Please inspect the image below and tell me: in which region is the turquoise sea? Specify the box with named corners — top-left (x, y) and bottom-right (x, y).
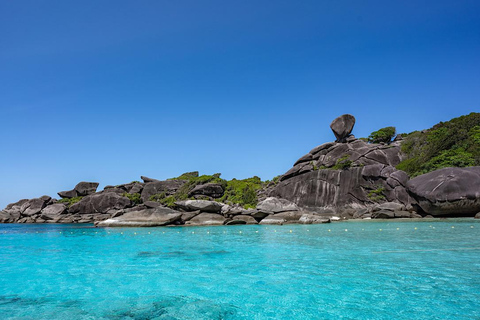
top-left (1, 219), bottom-right (480, 319)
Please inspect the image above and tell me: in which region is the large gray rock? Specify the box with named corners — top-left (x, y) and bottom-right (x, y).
top-left (372, 210), bottom-right (395, 219)
top-left (175, 200), bottom-right (222, 213)
top-left (407, 167), bottom-right (480, 216)
top-left (75, 182), bottom-right (100, 196)
top-left (274, 211), bottom-right (305, 222)
top-left (188, 183), bottom-right (225, 198)
top-left (373, 202), bottom-right (405, 212)
top-left (57, 189), bottom-right (77, 199)
top-left (41, 203), bottom-right (68, 216)
top-left (20, 197), bottom-right (49, 216)
top-left (330, 114), bottom-right (355, 142)
top-left (58, 181), bottom-right (99, 199)
top-left (97, 207), bottom-right (182, 227)
top-left (271, 127), bottom-right (413, 213)
top-left (3, 199), bottom-right (29, 216)
top-left (69, 192), bottom-right (132, 214)
top-left (141, 176), bottom-right (160, 183)
top-left (259, 215), bottom-right (286, 225)
top-left (141, 180), bottom-right (186, 202)
top-left (185, 213), bottom-right (226, 226)
top-left (0, 211), bottom-right (12, 223)
top-left (257, 197), bottom-right (299, 213)
top-left (229, 214), bottom-right (258, 224)
top-left (299, 214), bottom-right (331, 224)
top-left (105, 182), bottom-right (144, 194)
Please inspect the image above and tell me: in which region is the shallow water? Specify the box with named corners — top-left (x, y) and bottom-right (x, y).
top-left (1, 219), bottom-right (480, 319)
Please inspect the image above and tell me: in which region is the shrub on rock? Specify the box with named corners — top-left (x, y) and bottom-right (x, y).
top-left (368, 127), bottom-right (396, 144)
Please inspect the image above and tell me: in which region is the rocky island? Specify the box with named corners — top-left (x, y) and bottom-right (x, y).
top-left (2, 113), bottom-right (480, 226)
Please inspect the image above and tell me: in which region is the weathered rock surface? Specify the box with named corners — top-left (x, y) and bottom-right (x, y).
top-left (0, 211), bottom-right (13, 223)
top-left (57, 190), bottom-right (77, 199)
top-left (20, 198), bottom-right (48, 216)
top-left (229, 214), bottom-right (257, 224)
top-left (141, 180), bottom-right (185, 202)
top-left (298, 214), bottom-right (331, 224)
top-left (407, 167), bottom-right (480, 216)
top-left (180, 211), bottom-right (201, 223)
top-left (271, 122), bottom-right (416, 217)
top-left (330, 114), bottom-right (355, 142)
top-left (175, 200), bottom-right (222, 213)
top-left (188, 183), bottom-right (224, 198)
top-left (41, 203), bottom-right (68, 216)
top-left (185, 213), bottom-right (226, 226)
top-left (272, 166), bottom-right (412, 212)
top-left (75, 182), bottom-right (100, 196)
top-left (105, 182), bottom-right (144, 194)
top-left (69, 192), bottom-right (132, 214)
top-left (259, 215), bottom-right (286, 225)
top-left (97, 207), bottom-right (182, 227)
top-left (141, 176), bottom-right (159, 183)
top-left (256, 197), bottom-right (299, 213)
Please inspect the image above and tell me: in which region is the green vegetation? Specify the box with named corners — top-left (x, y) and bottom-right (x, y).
top-left (367, 187), bottom-right (385, 202)
top-left (397, 113), bottom-right (480, 177)
top-left (149, 172), bottom-right (264, 208)
top-left (150, 173), bottom-right (225, 207)
top-left (168, 171), bottom-right (199, 180)
top-left (123, 193), bottom-right (142, 205)
top-left (219, 176), bottom-right (264, 209)
top-left (149, 192), bottom-right (177, 207)
top-left (57, 196), bottom-right (84, 207)
top-left (272, 175), bottom-right (281, 185)
top-left (332, 155), bottom-right (352, 170)
top-left (368, 126), bottom-right (396, 144)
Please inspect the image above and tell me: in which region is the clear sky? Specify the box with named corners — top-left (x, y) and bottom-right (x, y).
top-left (1, 0), bottom-right (479, 208)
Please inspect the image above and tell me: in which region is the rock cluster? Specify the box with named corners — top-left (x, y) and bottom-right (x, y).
top-left (2, 113), bottom-right (480, 226)
top-left (97, 197), bottom-right (331, 227)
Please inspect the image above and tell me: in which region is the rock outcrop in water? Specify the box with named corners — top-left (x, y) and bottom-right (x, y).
top-left (407, 167), bottom-right (480, 216)
top-left (2, 113), bottom-right (480, 226)
top-left (269, 114), bottom-right (416, 219)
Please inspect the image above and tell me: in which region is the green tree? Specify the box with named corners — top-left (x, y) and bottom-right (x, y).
top-left (368, 127), bottom-right (396, 144)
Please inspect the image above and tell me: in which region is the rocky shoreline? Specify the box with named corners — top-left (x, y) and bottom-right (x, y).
top-left (2, 114), bottom-right (480, 227)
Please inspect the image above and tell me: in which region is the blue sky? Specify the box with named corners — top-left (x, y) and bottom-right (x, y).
top-left (1, 0), bottom-right (479, 208)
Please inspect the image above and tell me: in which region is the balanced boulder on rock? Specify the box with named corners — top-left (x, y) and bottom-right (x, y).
top-left (330, 114), bottom-right (355, 142)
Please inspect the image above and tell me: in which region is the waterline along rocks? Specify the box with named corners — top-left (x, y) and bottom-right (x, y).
top-left (2, 113), bottom-right (480, 226)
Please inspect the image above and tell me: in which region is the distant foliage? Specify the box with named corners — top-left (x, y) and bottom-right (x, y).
top-left (218, 176), bottom-right (264, 209)
top-left (397, 112), bottom-right (480, 177)
top-left (150, 172), bottom-right (264, 209)
top-left (368, 126), bottom-right (396, 144)
top-left (367, 187), bottom-right (385, 202)
top-left (57, 196), bottom-right (84, 207)
top-left (169, 171), bottom-right (199, 180)
top-left (123, 193), bottom-right (142, 205)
